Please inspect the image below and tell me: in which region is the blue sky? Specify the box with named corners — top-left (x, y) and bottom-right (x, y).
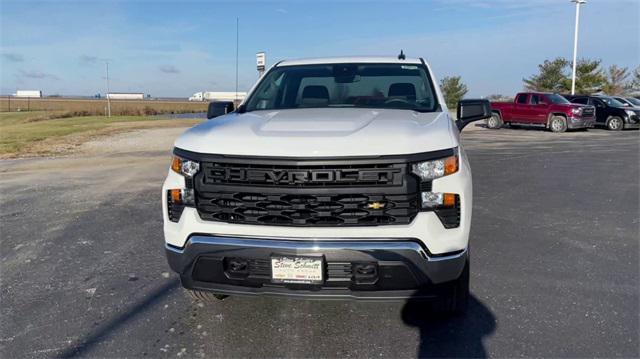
top-left (1, 0), bottom-right (638, 97)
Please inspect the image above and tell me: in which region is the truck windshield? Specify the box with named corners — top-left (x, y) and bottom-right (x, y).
top-left (546, 94), bottom-right (571, 104)
top-left (244, 63), bottom-right (438, 112)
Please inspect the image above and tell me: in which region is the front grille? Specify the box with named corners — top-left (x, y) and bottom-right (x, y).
top-left (196, 191), bottom-right (419, 226)
top-left (174, 149), bottom-right (460, 228)
top-left (192, 156), bottom-right (422, 227)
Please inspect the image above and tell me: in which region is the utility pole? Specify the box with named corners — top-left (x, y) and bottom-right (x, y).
top-left (570, 0), bottom-right (586, 95)
top-left (105, 60), bottom-right (112, 117)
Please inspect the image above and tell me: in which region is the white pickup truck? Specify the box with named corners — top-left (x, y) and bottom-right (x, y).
top-left (163, 56), bottom-right (491, 314)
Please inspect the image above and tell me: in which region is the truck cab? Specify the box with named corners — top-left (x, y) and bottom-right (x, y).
top-left (489, 92), bottom-right (595, 132)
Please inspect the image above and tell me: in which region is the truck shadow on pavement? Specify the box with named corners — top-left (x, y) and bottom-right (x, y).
top-left (402, 295), bottom-right (496, 358)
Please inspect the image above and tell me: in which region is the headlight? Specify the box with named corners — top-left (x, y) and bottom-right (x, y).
top-left (625, 110), bottom-right (636, 117)
top-left (412, 154), bottom-right (458, 181)
top-left (571, 107), bottom-right (582, 115)
top-left (171, 155), bottom-right (200, 177)
top-left (420, 192), bottom-right (456, 208)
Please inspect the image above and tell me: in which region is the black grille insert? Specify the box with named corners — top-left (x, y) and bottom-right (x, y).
top-left (196, 191), bottom-right (419, 226)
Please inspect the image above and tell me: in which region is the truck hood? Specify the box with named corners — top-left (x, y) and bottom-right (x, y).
top-left (174, 108), bottom-right (457, 157)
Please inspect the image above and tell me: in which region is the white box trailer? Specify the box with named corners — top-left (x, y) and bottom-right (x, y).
top-left (107, 92), bottom-right (145, 100)
top-left (15, 90), bottom-right (42, 98)
top-left (189, 91), bottom-right (246, 102)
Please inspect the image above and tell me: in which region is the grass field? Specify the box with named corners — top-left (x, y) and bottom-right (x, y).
top-left (0, 96), bottom-right (207, 116)
top-left (0, 111), bottom-right (201, 158)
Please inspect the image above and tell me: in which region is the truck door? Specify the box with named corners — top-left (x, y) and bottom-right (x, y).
top-left (512, 93), bottom-right (529, 123)
top-left (529, 94), bottom-right (549, 124)
top-left (589, 98), bottom-right (607, 125)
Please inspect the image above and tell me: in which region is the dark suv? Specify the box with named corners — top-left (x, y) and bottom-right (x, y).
top-left (564, 95), bottom-right (640, 130)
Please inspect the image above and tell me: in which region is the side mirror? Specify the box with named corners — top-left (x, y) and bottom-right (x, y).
top-left (207, 101), bottom-right (235, 119)
top-left (456, 99), bottom-right (492, 131)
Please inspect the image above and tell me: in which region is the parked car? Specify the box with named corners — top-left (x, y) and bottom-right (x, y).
top-left (612, 96), bottom-right (636, 107)
top-left (163, 56), bottom-right (493, 314)
top-left (489, 92), bottom-right (595, 132)
top-left (623, 97), bottom-right (640, 107)
top-left (612, 96), bottom-right (640, 109)
top-left (564, 95), bottom-right (640, 130)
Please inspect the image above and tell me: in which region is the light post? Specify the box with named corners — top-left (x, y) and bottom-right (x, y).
top-left (570, 0), bottom-right (586, 95)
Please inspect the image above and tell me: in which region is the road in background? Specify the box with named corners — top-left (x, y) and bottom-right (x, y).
top-left (0, 125), bottom-right (638, 358)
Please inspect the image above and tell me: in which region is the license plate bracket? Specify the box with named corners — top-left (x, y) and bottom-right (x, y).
top-left (271, 255), bottom-right (324, 284)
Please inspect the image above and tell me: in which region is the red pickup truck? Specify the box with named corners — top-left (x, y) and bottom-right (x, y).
top-left (489, 92), bottom-right (595, 132)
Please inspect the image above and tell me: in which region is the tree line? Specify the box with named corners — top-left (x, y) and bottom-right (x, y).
top-left (440, 58), bottom-right (640, 107)
top-left (523, 58), bottom-right (639, 95)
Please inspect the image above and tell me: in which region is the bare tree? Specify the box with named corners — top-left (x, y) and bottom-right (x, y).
top-left (628, 66), bottom-right (640, 94)
top-left (602, 65), bottom-right (630, 95)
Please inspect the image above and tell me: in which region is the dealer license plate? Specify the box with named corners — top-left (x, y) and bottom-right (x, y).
top-left (271, 256), bottom-right (323, 284)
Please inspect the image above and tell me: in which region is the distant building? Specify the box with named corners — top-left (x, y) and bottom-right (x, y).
top-left (107, 92), bottom-right (145, 100)
top-left (15, 90), bottom-right (42, 98)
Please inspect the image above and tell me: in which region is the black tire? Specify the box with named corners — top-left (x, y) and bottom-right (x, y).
top-left (486, 113), bottom-right (503, 129)
top-left (549, 115), bottom-right (567, 133)
top-left (435, 260), bottom-right (469, 315)
top-left (606, 116), bottom-right (624, 131)
top-left (187, 289), bottom-right (228, 302)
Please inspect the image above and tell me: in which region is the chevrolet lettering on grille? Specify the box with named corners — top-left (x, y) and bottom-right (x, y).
top-left (206, 168), bottom-right (402, 185)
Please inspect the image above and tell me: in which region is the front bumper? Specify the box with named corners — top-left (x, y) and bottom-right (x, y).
top-left (568, 116), bottom-right (595, 129)
top-left (166, 235), bottom-right (468, 300)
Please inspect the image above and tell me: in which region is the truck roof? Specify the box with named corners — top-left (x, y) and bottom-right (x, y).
top-left (277, 56), bottom-right (423, 67)
top-left (517, 91), bottom-right (556, 95)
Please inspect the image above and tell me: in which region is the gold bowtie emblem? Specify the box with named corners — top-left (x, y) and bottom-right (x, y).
top-left (367, 202), bottom-right (386, 210)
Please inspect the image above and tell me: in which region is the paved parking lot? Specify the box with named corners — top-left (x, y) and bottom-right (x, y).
top-left (1, 126), bottom-right (638, 358)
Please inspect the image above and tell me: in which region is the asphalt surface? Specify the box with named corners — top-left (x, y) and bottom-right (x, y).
top-left (1, 125), bottom-right (638, 358)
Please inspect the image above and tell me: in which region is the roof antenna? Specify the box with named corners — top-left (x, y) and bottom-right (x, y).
top-left (398, 50), bottom-right (406, 60)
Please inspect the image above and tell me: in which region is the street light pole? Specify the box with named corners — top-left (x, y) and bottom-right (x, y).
top-left (105, 61), bottom-right (112, 117)
top-left (570, 0), bottom-right (586, 95)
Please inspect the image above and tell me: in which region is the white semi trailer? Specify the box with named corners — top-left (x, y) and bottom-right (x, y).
top-left (188, 92), bottom-right (246, 102)
top-left (107, 93), bottom-right (145, 100)
top-left (15, 90), bottom-right (42, 98)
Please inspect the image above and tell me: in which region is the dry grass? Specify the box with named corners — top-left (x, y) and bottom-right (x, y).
top-left (0, 111), bottom-right (201, 158)
top-left (0, 96), bottom-right (207, 116)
